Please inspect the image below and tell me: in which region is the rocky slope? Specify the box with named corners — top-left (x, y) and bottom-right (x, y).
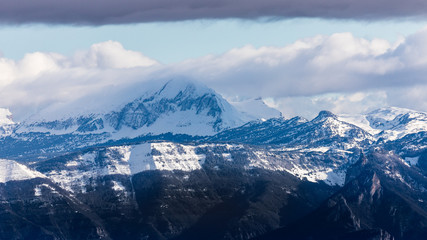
top-left (0, 142), bottom-right (338, 239)
top-left (262, 150), bottom-right (427, 239)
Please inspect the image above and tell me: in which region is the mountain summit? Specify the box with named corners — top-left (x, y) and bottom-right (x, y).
top-left (17, 79), bottom-right (256, 138)
top-left (0, 79), bottom-right (280, 158)
top-left (339, 107), bottom-right (427, 141)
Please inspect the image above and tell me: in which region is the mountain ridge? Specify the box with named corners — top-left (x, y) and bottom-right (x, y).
top-left (0, 79), bottom-right (426, 239)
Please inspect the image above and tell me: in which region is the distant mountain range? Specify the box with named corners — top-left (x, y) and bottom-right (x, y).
top-left (0, 79), bottom-right (426, 239)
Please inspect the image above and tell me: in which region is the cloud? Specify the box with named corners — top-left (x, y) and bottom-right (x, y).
top-left (2, 29), bottom-right (427, 120)
top-left (173, 29), bottom-right (427, 116)
top-left (1, 0), bottom-right (427, 25)
top-left (267, 91), bottom-right (389, 119)
top-left (173, 32), bottom-right (406, 97)
top-left (0, 41), bottom-right (158, 119)
top-left (73, 41), bottom-right (158, 68)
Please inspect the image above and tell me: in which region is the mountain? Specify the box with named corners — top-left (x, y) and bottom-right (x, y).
top-left (210, 110), bottom-right (375, 150)
top-left (0, 78), bottom-right (427, 239)
top-left (0, 159), bottom-right (45, 183)
top-left (0, 142), bottom-right (338, 239)
top-left (17, 79), bottom-right (250, 137)
top-left (1, 79), bottom-right (271, 160)
top-left (30, 141), bottom-right (358, 191)
top-left (261, 150), bottom-right (427, 240)
top-left (339, 107), bottom-right (427, 141)
top-left (0, 136), bottom-right (424, 239)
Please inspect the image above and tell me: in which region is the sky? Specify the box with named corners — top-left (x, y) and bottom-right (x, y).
top-left (1, 0), bottom-right (427, 120)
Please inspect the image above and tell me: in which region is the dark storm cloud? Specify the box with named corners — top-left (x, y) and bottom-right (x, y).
top-left (1, 0), bottom-right (427, 25)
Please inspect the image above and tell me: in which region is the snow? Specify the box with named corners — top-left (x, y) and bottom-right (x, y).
top-left (284, 164), bottom-right (345, 186)
top-left (338, 114), bottom-right (381, 135)
top-left (152, 78), bottom-right (214, 100)
top-left (111, 180), bottom-right (126, 192)
top-left (129, 142), bottom-right (206, 172)
top-left (20, 78), bottom-right (167, 123)
top-left (31, 141), bottom-right (356, 194)
top-left (109, 110), bottom-right (221, 138)
top-left (128, 143), bottom-right (156, 172)
top-left (320, 117), bottom-right (355, 138)
top-left (0, 159), bottom-right (45, 183)
top-left (222, 153), bottom-right (233, 162)
top-left (340, 107), bottom-right (427, 141)
top-left (0, 108), bottom-right (16, 137)
top-left (34, 185), bottom-right (42, 196)
top-left (405, 156), bottom-right (419, 166)
top-left (369, 107), bottom-right (413, 121)
top-left (104, 146), bottom-right (132, 175)
top-left (0, 108), bottom-right (14, 125)
top-left (230, 97), bottom-right (282, 121)
top-left (65, 161), bottom-right (79, 167)
top-left (46, 152), bottom-right (105, 192)
top-left (245, 147), bottom-right (348, 186)
top-left (44, 142), bottom-right (206, 193)
top-left (301, 147), bottom-right (330, 153)
top-left (324, 171), bottom-right (347, 186)
top-left (17, 78), bottom-right (253, 139)
top-left (34, 183), bottom-right (58, 196)
top-left (128, 142), bottom-right (207, 173)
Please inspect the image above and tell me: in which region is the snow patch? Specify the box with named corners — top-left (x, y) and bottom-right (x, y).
top-left (405, 156), bottom-right (419, 166)
top-left (111, 180), bottom-right (126, 192)
top-left (246, 148), bottom-right (347, 186)
top-left (0, 159), bottom-right (45, 183)
top-left (34, 186), bottom-right (42, 196)
top-left (129, 142), bottom-right (206, 172)
top-left (285, 165), bottom-right (345, 186)
top-left (34, 183), bottom-right (58, 196)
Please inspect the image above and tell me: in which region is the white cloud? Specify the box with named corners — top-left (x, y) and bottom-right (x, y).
top-left (0, 41), bottom-right (159, 120)
top-left (1, 29), bottom-right (427, 121)
top-left (265, 91), bottom-right (388, 119)
top-left (73, 41), bottom-right (158, 68)
top-left (173, 32), bottom-right (411, 98)
top-left (387, 85), bottom-right (427, 111)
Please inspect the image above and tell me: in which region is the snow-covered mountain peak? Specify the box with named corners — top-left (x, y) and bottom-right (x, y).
top-left (312, 110), bottom-right (337, 122)
top-left (24, 79), bottom-right (212, 123)
top-left (366, 107), bottom-right (426, 127)
top-left (16, 78), bottom-right (257, 141)
top-left (367, 107), bottom-right (420, 120)
top-left (339, 107), bottom-right (427, 141)
top-left (152, 78), bottom-right (215, 100)
top-left (103, 78), bottom-right (251, 135)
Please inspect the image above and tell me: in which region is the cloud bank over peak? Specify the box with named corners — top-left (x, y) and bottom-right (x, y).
top-left (175, 32), bottom-right (403, 98)
top-left (2, 0), bottom-right (427, 25)
top-left (1, 29), bottom-right (427, 120)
